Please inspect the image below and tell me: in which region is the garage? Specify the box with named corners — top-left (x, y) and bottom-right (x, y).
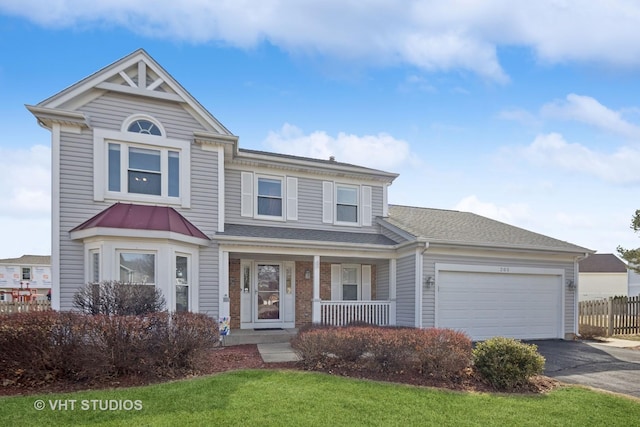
top-left (436, 265), bottom-right (564, 340)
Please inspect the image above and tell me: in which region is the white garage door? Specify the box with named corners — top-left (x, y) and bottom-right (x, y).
top-left (437, 270), bottom-right (562, 340)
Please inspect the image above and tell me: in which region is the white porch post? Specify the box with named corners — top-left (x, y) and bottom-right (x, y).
top-left (312, 255), bottom-right (321, 323)
top-left (219, 250), bottom-right (230, 320)
top-left (389, 258), bottom-right (397, 326)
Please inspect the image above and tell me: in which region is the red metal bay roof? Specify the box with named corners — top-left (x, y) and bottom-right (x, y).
top-left (71, 203), bottom-right (209, 240)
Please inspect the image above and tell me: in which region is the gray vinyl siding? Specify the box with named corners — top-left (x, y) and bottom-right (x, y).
top-left (395, 254), bottom-right (416, 327)
top-left (375, 260), bottom-right (389, 300)
top-left (58, 129), bottom-right (106, 308)
top-left (225, 169), bottom-right (384, 233)
top-left (55, 93), bottom-right (220, 311)
top-left (421, 254), bottom-right (576, 336)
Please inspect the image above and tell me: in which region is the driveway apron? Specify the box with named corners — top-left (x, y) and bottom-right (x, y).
top-left (528, 340), bottom-right (640, 398)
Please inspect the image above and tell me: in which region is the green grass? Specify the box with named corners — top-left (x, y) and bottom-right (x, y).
top-left (2, 370), bottom-right (639, 426)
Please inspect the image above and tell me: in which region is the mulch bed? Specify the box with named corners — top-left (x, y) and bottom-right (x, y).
top-left (0, 344), bottom-right (558, 396)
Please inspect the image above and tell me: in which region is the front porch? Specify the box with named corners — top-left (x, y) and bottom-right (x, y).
top-left (222, 254), bottom-right (397, 330)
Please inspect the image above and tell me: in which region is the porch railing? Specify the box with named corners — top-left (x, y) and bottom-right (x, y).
top-left (319, 300), bottom-right (395, 327)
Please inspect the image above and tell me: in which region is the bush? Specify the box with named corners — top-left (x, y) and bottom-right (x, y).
top-left (73, 281), bottom-right (166, 315)
top-left (0, 310), bottom-right (219, 387)
top-left (291, 325), bottom-right (472, 379)
top-left (579, 324), bottom-right (607, 340)
top-left (473, 337), bottom-right (545, 390)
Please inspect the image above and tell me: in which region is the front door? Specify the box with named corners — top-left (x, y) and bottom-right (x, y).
top-left (256, 263), bottom-right (280, 322)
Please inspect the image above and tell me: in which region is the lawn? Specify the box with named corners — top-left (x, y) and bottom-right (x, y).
top-left (2, 370), bottom-right (639, 426)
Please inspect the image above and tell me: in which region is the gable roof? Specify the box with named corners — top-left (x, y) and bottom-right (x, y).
top-left (30, 48), bottom-right (234, 137)
top-left (382, 205), bottom-right (592, 254)
top-left (579, 254), bottom-right (627, 273)
top-left (71, 203), bottom-right (209, 241)
top-left (0, 255), bottom-right (51, 265)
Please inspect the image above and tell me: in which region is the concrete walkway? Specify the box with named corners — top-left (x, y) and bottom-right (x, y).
top-left (594, 337), bottom-right (640, 349)
top-left (257, 342), bottom-right (301, 363)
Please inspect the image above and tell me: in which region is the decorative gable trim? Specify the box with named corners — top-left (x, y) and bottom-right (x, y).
top-left (26, 106), bottom-right (89, 131)
top-left (35, 49), bottom-right (233, 137)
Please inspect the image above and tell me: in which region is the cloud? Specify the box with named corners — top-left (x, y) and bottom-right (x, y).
top-left (454, 195), bottom-right (531, 224)
top-left (497, 108), bottom-right (542, 127)
top-left (541, 94), bottom-right (640, 139)
top-left (5, 1), bottom-right (640, 81)
top-left (263, 123), bottom-right (411, 171)
top-left (523, 133), bottom-right (640, 184)
top-left (0, 145), bottom-right (51, 218)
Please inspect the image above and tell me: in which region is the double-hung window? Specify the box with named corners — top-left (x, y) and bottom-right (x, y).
top-left (21, 267), bottom-right (31, 281)
top-left (108, 144), bottom-right (180, 198)
top-left (96, 115), bottom-right (190, 207)
top-left (336, 185), bottom-right (358, 223)
top-left (257, 177), bottom-right (283, 217)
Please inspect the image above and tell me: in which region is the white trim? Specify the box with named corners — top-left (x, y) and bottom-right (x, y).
top-left (70, 227), bottom-right (209, 247)
top-left (414, 248), bottom-right (423, 328)
top-left (362, 265), bottom-right (372, 300)
top-left (254, 174), bottom-right (285, 221)
top-left (119, 71), bottom-right (136, 88)
top-left (219, 250), bottom-right (230, 319)
top-left (93, 128), bottom-right (191, 208)
top-left (217, 145), bottom-right (225, 232)
top-left (121, 113), bottom-right (167, 136)
top-left (382, 184), bottom-right (389, 217)
top-left (51, 124), bottom-right (61, 311)
top-left (138, 60), bottom-right (146, 89)
top-left (334, 183), bottom-right (360, 227)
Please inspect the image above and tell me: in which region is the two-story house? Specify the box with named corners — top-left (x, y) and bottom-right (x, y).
top-left (29, 49), bottom-right (592, 340)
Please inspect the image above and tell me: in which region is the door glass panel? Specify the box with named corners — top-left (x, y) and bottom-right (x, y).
top-left (257, 264), bottom-right (280, 320)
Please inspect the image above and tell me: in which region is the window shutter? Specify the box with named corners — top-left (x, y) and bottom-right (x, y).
top-left (322, 181), bottom-right (333, 223)
top-left (241, 172), bottom-right (253, 217)
top-left (286, 177), bottom-right (298, 220)
top-left (362, 265), bottom-right (372, 300)
top-left (362, 186), bottom-right (372, 226)
top-left (331, 264), bottom-right (341, 301)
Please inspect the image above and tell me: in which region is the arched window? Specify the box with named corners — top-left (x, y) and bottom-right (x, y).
top-left (127, 119), bottom-right (162, 136)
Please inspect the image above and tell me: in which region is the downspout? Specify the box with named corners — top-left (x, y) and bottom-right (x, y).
top-left (573, 252), bottom-right (590, 339)
top-left (415, 241), bottom-right (429, 328)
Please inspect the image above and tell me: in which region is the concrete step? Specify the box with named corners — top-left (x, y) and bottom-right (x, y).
top-left (222, 328), bottom-right (298, 346)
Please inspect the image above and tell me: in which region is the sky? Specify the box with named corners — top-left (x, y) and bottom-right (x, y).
top-left (1, 0), bottom-right (640, 259)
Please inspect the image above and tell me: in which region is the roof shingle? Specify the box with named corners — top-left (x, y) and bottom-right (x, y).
top-left (383, 205), bottom-right (591, 253)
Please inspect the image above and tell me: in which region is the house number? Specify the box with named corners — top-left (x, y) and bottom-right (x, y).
top-left (499, 267), bottom-right (510, 273)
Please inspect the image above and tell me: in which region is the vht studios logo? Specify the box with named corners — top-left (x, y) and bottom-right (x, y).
top-left (34, 399), bottom-right (143, 411)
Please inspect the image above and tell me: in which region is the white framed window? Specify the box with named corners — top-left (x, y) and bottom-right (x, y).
top-left (342, 266), bottom-right (359, 301)
top-left (21, 267), bottom-right (31, 281)
top-left (240, 172), bottom-right (297, 221)
top-left (323, 182), bottom-right (372, 227)
top-left (118, 251), bottom-right (156, 285)
top-left (256, 176), bottom-right (283, 218)
top-left (94, 119), bottom-right (190, 207)
top-left (175, 254), bottom-right (190, 312)
top-left (336, 185), bottom-right (359, 224)
top-left (89, 249), bottom-right (100, 284)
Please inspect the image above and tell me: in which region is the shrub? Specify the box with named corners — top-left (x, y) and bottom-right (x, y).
top-left (292, 325), bottom-right (473, 379)
top-left (0, 310), bottom-right (219, 387)
top-left (73, 281), bottom-right (166, 315)
top-left (579, 324), bottom-right (607, 340)
top-left (473, 337), bottom-right (545, 390)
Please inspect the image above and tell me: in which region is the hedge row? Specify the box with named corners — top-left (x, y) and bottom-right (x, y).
top-left (291, 325), bottom-right (473, 380)
top-left (0, 311), bottom-right (219, 386)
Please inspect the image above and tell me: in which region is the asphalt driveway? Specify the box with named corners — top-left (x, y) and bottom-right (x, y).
top-left (528, 340), bottom-right (640, 398)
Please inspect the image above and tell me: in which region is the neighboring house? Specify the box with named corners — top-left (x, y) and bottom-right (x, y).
top-left (0, 255), bottom-right (52, 302)
top-left (629, 269), bottom-right (640, 297)
top-left (28, 49), bottom-right (592, 340)
top-left (578, 254), bottom-right (628, 301)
